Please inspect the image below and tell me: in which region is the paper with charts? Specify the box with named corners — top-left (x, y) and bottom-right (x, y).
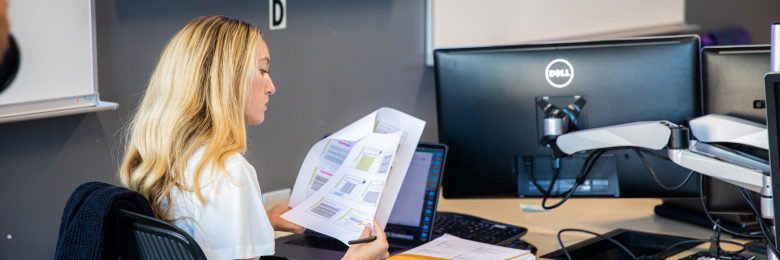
top-left (282, 107), bottom-right (426, 245)
top-left (389, 234), bottom-right (535, 260)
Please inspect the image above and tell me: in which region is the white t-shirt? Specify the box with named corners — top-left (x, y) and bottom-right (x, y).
top-left (165, 146), bottom-right (275, 260)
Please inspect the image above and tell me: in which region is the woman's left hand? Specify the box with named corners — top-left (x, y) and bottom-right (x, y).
top-left (267, 204), bottom-right (306, 234)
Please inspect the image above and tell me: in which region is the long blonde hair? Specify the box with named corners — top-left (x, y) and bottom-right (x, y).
top-left (119, 15), bottom-right (263, 221)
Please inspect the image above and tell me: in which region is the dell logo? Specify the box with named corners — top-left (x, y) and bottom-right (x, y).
top-left (545, 59), bottom-right (574, 88)
top-left (548, 69), bottom-right (570, 78)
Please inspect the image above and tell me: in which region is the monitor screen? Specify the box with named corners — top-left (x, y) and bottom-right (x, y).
top-left (385, 144), bottom-right (445, 244)
top-left (434, 35), bottom-right (701, 198)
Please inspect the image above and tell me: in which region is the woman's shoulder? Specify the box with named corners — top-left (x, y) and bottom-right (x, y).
top-left (187, 145), bottom-right (255, 182)
top-left (224, 152), bottom-right (253, 172)
top-left (188, 144), bottom-right (251, 168)
top-left (222, 151), bottom-right (257, 183)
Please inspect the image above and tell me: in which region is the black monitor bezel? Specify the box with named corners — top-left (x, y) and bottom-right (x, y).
top-left (385, 142), bottom-right (448, 246)
top-left (764, 72), bottom-right (780, 248)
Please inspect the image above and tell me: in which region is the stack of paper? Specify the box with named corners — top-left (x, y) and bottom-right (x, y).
top-left (390, 235), bottom-right (536, 260)
top-left (282, 108), bottom-right (426, 245)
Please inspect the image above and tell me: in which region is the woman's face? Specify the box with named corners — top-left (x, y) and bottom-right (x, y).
top-left (244, 39), bottom-right (276, 125)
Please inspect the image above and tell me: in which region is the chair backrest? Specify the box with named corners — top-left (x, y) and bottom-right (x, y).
top-left (117, 209), bottom-right (207, 260)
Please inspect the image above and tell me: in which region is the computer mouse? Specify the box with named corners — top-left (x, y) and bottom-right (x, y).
top-left (508, 239), bottom-right (538, 255)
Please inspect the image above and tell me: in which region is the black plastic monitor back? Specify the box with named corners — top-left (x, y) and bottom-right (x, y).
top-left (703, 45), bottom-right (771, 122)
top-left (118, 209), bottom-right (207, 260)
top-left (702, 45), bottom-right (770, 213)
top-left (434, 36), bottom-right (701, 198)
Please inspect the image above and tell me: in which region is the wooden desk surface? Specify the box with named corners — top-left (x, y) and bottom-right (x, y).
top-left (436, 197), bottom-right (754, 259)
top-left (267, 197), bottom-right (756, 259)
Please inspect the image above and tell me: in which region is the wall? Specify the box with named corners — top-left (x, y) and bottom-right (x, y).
top-left (686, 0), bottom-right (780, 44)
top-left (0, 0), bottom-right (777, 258)
top-left (0, 0), bottom-right (433, 258)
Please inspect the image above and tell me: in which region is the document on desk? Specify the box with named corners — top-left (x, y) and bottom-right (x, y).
top-left (390, 234), bottom-right (536, 260)
top-left (282, 107), bottom-right (426, 245)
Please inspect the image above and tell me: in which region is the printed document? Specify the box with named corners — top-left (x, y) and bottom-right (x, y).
top-left (390, 234), bottom-right (535, 260)
top-left (283, 107), bottom-right (426, 245)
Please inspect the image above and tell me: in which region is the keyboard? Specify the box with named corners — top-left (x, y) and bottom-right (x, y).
top-left (432, 211), bottom-right (528, 246)
top-left (282, 235), bottom-right (406, 253)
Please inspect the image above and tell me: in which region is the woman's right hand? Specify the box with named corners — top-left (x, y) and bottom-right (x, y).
top-left (342, 218), bottom-right (390, 260)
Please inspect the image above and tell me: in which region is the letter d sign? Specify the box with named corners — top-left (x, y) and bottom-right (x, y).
top-left (270, 0), bottom-right (286, 30)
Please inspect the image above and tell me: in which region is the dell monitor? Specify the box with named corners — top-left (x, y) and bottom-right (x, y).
top-left (766, 72), bottom-right (780, 247)
top-left (434, 35), bottom-right (701, 198)
top-left (701, 45), bottom-right (771, 214)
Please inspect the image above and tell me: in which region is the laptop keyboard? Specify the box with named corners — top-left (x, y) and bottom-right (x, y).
top-left (433, 212), bottom-right (528, 246)
top-left (283, 236), bottom-right (405, 253)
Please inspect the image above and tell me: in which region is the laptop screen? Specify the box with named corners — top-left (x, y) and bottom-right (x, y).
top-left (385, 143), bottom-right (446, 244)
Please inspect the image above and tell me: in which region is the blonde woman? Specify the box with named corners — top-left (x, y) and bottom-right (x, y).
top-left (119, 16), bottom-right (389, 260)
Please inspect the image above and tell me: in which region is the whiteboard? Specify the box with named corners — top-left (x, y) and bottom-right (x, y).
top-left (426, 0), bottom-right (691, 66)
top-left (0, 0), bottom-right (115, 123)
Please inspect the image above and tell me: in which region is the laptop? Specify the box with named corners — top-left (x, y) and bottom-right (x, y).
top-left (273, 142), bottom-right (448, 260)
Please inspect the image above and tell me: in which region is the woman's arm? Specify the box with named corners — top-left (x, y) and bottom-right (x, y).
top-left (266, 204), bottom-right (306, 234)
top-left (232, 205), bottom-right (300, 260)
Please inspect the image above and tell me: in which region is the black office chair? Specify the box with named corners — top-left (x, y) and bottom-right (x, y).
top-left (117, 209), bottom-right (207, 260)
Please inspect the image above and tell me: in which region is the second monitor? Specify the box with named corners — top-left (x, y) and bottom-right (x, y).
top-left (700, 45), bottom-right (770, 215)
top-left (434, 35), bottom-right (701, 198)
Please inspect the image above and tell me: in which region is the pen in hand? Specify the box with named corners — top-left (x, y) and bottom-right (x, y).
top-left (348, 236), bottom-right (377, 245)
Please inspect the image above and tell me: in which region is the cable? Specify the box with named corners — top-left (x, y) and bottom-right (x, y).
top-left (740, 188), bottom-right (779, 258)
top-left (735, 187), bottom-right (774, 243)
top-left (557, 229), bottom-right (638, 260)
top-left (664, 239), bottom-right (746, 255)
top-left (530, 168), bottom-right (562, 197)
top-left (698, 178), bottom-right (764, 238)
top-left (537, 145), bottom-right (691, 209)
top-left (527, 157), bottom-right (565, 198)
top-left (546, 168), bottom-right (567, 198)
top-left (632, 148), bottom-right (696, 190)
top-left (541, 149), bottom-right (606, 209)
top-left (736, 187), bottom-right (775, 242)
top-left (634, 147), bottom-right (671, 161)
top-left (528, 167), bottom-right (551, 196)
top-left (734, 186), bottom-right (780, 257)
top-left (748, 192), bottom-right (777, 246)
top-left (541, 184), bottom-right (578, 209)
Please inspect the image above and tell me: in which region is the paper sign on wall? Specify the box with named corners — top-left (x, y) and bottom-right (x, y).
top-left (270, 0), bottom-right (286, 30)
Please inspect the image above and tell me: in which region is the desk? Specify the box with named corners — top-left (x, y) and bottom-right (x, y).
top-left (437, 197), bottom-right (755, 259)
top-left (267, 197), bottom-right (758, 259)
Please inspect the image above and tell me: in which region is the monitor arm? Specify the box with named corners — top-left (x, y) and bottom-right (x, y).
top-left (556, 115), bottom-right (767, 192)
top-left (552, 114), bottom-right (772, 218)
top-left (536, 98), bottom-right (773, 226)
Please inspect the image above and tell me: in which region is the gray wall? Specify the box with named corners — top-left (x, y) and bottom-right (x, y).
top-left (686, 0), bottom-right (780, 44)
top-left (0, 1), bottom-right (433, 258)
top-left (0, 0), bottom-right (777, 258)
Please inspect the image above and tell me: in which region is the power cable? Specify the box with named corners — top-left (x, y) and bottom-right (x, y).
top-left (541, 149), bottom-right (606, 209)
top-left (557, 229), bottom-right (638, 260)
top-left (698, 178), bottom-right (763, 238)
top-left (632, 148), bottom-right (696, 190)
top-left (734, 186), bottom-right (780, 257)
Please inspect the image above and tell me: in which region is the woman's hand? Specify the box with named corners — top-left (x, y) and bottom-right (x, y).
top-left (266, 204), bottom-right (306, 234)
top-left (342, 218), bottom-right (390, 260)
